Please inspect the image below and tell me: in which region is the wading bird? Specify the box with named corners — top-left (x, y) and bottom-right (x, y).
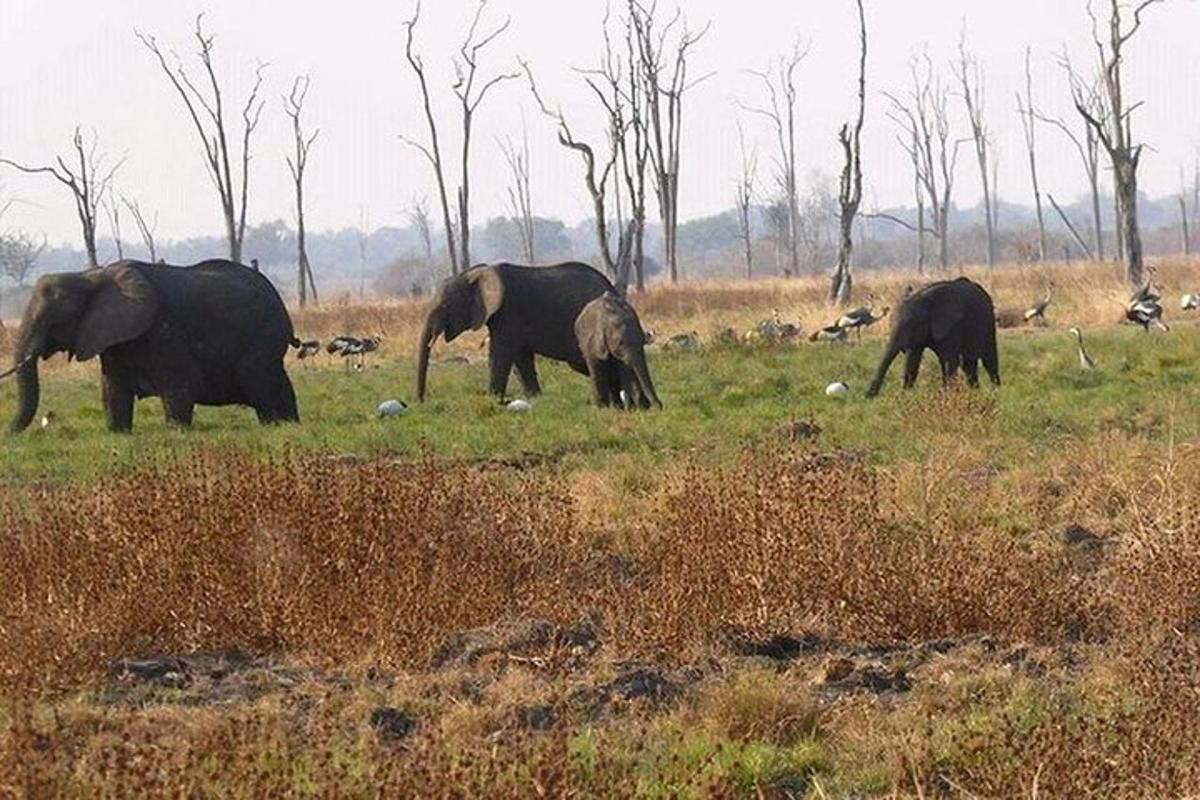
top-left (1181, 293), bottom-right (1199, 311)
top-left (1024, 284), bottom-right (1054, 325)
top-left (1068, 327), bottom-right (1097, 371)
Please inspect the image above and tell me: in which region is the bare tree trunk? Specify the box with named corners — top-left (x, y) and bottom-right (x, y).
top-left (734, 124), bottom-right (756, 279)
top-left (285, 75), bottom-right (319, 307)
top-left (137, 17), bottom-right (263, 264)
top-left (499, 124), bottom-right (536, 264)
top-left (0, 127), bottom-right (122, 270)
top-left (955, 33), bottom-right (994, 267)
top-left (1048, 193), bottom-right (1094, 260)
top-left (830, 0), bottom-right (866, 306)
top-left (1071, 0), bottom-right (1163, 285)
top-left (122, 196), bottom-right (158, 262)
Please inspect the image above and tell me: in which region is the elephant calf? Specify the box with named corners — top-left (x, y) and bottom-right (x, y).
top-left (866, 277), bottom-right (1000, 397)
top-left (574, 293), bottom-right (662, 410)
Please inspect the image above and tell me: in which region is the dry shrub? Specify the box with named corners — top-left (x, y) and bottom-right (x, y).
top-left (628, 450), bottom-right (1084, 649)
top-left (695, 668), bottom-right (823, 746)
top-left (0, 452), bottom-right (584, 687)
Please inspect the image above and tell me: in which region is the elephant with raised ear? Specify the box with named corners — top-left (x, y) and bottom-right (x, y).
top-left (575, 292), bottom-right (662, 410)
top-left (2, 259), bottom-right (299, 433)
top-left (417, 261), bottom-right (616, 401)
top-left (866, 277), bottom-right (1000, 398)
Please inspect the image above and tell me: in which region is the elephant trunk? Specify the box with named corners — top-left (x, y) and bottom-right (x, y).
top-left (630, 350), bottom-right (662, 410)
top-left (8, 329), bottom-right (44, 434)
top-left (416, 314), bottom-right (442, 402)
top-left (866, 339), bottom-right (901, 399)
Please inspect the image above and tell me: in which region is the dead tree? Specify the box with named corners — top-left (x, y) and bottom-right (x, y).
top-left (121, 196), bottom-right (159, 262)
top-left (1073, 0), bottom-right (1164, 286)
top-left (734, 123), bottom-right (757, 279)
top-left (408, 195), bottom-right (434, 264)
top-left (1047, 193), bottom-right (1095, 260)
top-left (740, 41), bottom-right (807, 277)
top-left (0, 230), bottom-right (47, 287)
top-left (885, 52), bottom-right (962, 270)
top-left (137, 15), bottom-right (265, 264)
top-left (629, 2), bottom-right (711, 284)
top-left (830, 0), bottom-right (867, 306)
top-left (1180, 167), bottom-right (1192, 256)
top-left (525, 62), bottom-right (634, 291)
top-left (953, 32), bottom-right (995, 267)
top-left (1037, 56), bottom-right (1105, 261)
top-left (402, 1), bottom-right (517, 274)
top-left (1016, 46), bottom-right (1047, 261)
top-left (357, 207), bottom-right (370, 299)
top-left (498, 122), bottom-right (535, 264)
top-left (284, 75), bottom-right (320, 307)
top-left (103, 186), bottom-right (123, 261)
top-left (0, 127), bottom-right (123, 269)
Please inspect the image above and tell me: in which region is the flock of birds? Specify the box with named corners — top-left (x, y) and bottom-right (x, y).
top-left (649, 296), bottom-right (891, 353)
top-left (295, 335), bottom-right (381, 369)
top-left (276, 275), bottom-right (1192, 422)
top-left (1018, 273), bottom-right (1197, 374)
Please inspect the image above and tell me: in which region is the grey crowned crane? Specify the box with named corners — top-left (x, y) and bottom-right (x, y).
top-left (1126, 282), bottom-right (1168, 333)
top-left (295, 339), bottom-right (321, 362)
top-left (809, 324), bottom-right (848, 343)
top-left (1181, 293), bottom-right (1199, 311)
top-left (1024, 284), bottom-right (1054, 324)
top-left (836, 304), bottom-right (889, 339)
top-left (327, 336), bottom-right (381, 368)
top-left (1068, 327), bottom-right (1097, 370)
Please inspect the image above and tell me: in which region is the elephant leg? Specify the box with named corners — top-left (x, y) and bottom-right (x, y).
top-left (238, 358), bottom-right (299, 424)
top-left (514, 350), bottom-right (541, 396)
top-left (487, 339), bottom-right (516, 398)
top-left (101, 373), bottom-right (135, 433)
top-left (963, 358), bottom-right (981, 388)
top-left (585, 356), bottom-right (611, 407)
top-left (902, 349), bottom-right (924, 389)
top-left (161, 394), bottom-right (195, 427)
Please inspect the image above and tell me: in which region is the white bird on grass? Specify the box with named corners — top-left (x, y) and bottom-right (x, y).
top-left (506, 398), bottom-right (532, 413)
top-left (1181, 293), bottom-right (1199, 311)
top-left (825, 382), bottom-right (850, 398)
top-left (376, 399), bottom-right (408, 418)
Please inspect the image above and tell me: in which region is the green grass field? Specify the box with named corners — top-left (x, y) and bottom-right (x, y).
top-left (3, 322), bottom-right (1197, 483)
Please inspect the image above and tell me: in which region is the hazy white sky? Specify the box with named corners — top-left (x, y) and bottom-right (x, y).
top-left (0, 0), bottom-right (1197, 245)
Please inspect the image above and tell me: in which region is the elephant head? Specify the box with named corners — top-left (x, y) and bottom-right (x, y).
top-left (5, 264), bottom-right (158, 433)
top-left (416, 266), bottom-right (504, 401)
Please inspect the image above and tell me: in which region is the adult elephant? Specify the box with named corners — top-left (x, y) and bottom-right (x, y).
top-left (2, 259), bottom-right (299, 433)
top-left (416, 262), bottom-right (616, 401)
top-left (865, 277), bottom-right (999, 397)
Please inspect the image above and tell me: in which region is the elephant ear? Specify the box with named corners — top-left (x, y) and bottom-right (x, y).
top-left (930, 300), bottom-right (965, 342)
top-left (73, 265), bottom-right (159, 361)
top-left (465, 266), bottom-right (505, 330)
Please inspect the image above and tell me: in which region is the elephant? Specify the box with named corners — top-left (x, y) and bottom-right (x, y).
top-left (2, 259), bottom-right (299, 433)
top-left (417, 261), bottom-right (617, 401)
top-left (574, 292), bottom-right (663, 410)
top-left (865, 277), bottom-right (1000, 398)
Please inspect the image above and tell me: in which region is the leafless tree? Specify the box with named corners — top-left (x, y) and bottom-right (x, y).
top-left (733, 123), bottom-right (757, 279)
top-left (121, 196), bottom-right (159, 263)
top-left (1179, 167), bottom-right (1192, 256)
top-left (284, 75), bottom-right (320, 307)
top-left (1037, 54), bottom-right (1105, 261)
top-left (402, 1), bottom-right (517, 274)
top-left (0, 230), bottom-right (47, 287)
top-left (830, 0), bottom-right (867, 306)
top-left (0, 127), bottom-right (123, 269)
top-left (408, 195), bottom-right (434, 265)
top-left (524, 57), bottom-right (635, 291)
top-left (1047, 192), bottom-right (1095, 260)
top-left (740, 41), bottom-right (807, 277)
top-left (1072, 0), bottom-right (1164, 286)
top-left (953, 31), bottom-right (995, 267)
top-left (357, 207), bottom-right (370, 299)
top-left (103, 186), bottom-right (124, 261)
top-left (137, 15), bottom-right (265, 264)
top-left (498, 122), bottom-right (535, 264)
top-left (1016, 46), bottom-right (1047, 261)
top-left (885, 52), bottom-right (963, 270)
top-left (629, 1), bottom-right (711, 284)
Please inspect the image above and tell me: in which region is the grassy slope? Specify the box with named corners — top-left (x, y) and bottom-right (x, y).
top-left (2, 321), bottom-right (1197, 484)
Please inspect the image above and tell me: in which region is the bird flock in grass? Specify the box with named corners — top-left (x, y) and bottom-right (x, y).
top-left (286, 271), bottom-right (1197, 415)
